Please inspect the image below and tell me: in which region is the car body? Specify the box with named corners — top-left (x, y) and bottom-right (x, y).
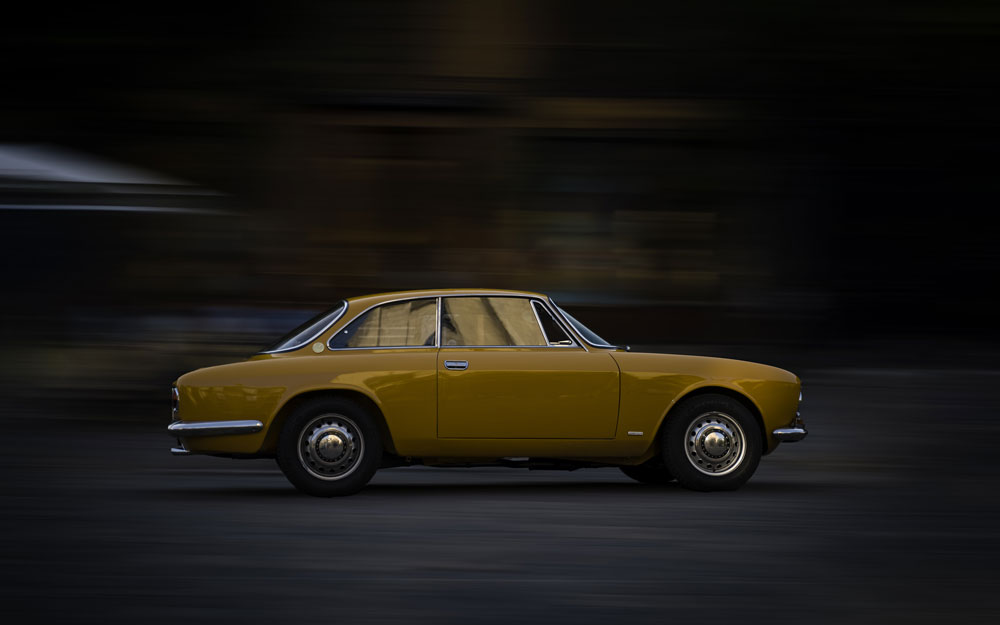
top-left (169, 289), bottom-right (806, 495)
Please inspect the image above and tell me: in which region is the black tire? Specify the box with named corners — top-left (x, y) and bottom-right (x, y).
top-left (663, 394), bottom-right (762, 492)
top-left (619, 458), bottom-right (674, 485)
top-left (276, 397), bottom-right (382, 497)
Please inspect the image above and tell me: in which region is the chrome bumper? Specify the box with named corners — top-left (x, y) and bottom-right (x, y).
top-left (772, 414), bottom-right (808, 442)
top-left (773, 426), bottom-right (807, 442)
top-left (167, 419), bottom-right (264, 437)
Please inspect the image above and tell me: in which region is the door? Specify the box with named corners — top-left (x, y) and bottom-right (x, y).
top-left (436, 296), bottom-right (620, 439)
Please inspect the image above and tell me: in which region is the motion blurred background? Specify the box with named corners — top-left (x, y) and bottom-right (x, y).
top-left (1, 1), bottom-right (998, 623)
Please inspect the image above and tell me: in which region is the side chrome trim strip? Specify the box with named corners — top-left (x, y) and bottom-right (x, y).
top-left (627, 431), bottom-right (644, 436)
top-left (167, 420), bottom-right (264, 437)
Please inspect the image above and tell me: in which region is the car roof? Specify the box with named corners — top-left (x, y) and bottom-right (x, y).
top-left (344, 288), bottom-right (547, 307)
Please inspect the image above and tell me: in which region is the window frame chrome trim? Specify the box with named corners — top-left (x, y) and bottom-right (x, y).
top-left (260, 300), bottom-right (349, 354)
top-left (435, 297), bottom-right (442, 348)
top-left (531, 300), bottom-right (551, 345)
top-left (320, 345), bottom-right (440, 352)
top-left (321, 293), bottom-right (587, 352)
top-left (438, 294), bottom-right (584, 350)
top-left (438, 344), bottom-right (578, 349)
top-left (326, 296), bottom-right (440, 351)
top-left (531, 299), bottom-right (575, 347)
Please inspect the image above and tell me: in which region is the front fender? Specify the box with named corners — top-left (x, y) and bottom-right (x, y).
top-left (612, 352), bottom-right (800, 455)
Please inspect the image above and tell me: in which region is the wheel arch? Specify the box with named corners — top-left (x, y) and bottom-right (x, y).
top-left (653, 385), bottom-right (768, 455)
top-left (259, 388), bottom-right (397, 456)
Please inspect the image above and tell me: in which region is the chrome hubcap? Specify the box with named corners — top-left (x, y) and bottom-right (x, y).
top-left (685, 412), bottom-right (746, 476)
top-left (298, 414), bottom-right (364, 480)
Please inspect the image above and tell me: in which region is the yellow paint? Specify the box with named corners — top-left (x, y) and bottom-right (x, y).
top-left (437, 348), bottom-right (619, 439)
top-left (173, 289), bottom-right (801, 461)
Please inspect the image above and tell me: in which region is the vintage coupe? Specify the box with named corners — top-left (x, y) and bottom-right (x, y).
top-left (169, 289), bottom-right (806, 496)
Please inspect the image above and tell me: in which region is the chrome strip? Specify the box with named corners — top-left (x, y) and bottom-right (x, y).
top-left (772, 427), bottom-right (808, 442)
top-left (167, 420), bottom-right (264, 437)
top-left (319, 345), bottom-right (439, 352)
top-left (170, 446), bottom-right (192, 456)
top-left (439, 344), bottom-right (578, 349)
top-left (435, 297), bottom-right (442, 348)
top-left (261, 300), bottom-right (348, 354)
top-left (627, 431), bottom-right (644, 436)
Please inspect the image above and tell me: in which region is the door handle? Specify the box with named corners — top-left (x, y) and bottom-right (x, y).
top-left (444, 360), bottom-right (469, 371)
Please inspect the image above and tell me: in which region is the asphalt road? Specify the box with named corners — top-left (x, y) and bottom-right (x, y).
top-left (2, 366), bottom-right (998, 624)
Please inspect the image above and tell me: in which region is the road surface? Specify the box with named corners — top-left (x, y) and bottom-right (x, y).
top-left (2, 366), bottom-right (997, 623)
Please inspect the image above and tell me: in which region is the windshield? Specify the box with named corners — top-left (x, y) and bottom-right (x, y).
top-left (260, 301), bottom-right (348, 353)
top-left (553, 303), bottom-right (613, 348)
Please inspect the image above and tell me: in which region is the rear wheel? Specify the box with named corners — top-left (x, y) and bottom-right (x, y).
top-left (276, 397), bottom-right (382, 497)
top-left (619, 458), bottom-right (674, 485)
top-left (663, 394), bottom-right (762, 491)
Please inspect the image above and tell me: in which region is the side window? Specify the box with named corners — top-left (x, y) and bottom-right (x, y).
top-left (531, 301), bottom-right (574, 346)
top-left (441, 297), bottom-right (546, 346)
top-left (329, 299), bottom-right (436, 348)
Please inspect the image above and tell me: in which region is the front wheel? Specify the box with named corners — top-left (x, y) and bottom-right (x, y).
top-left (276, 397), bottom-right (382, 497)
top-left (663, 394), bottom-right (762, 491)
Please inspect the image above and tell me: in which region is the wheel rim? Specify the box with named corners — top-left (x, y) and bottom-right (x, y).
top-left (297, 413), bottom-right (364, 481)
top-left (684, 411), bottom-right (746, 476)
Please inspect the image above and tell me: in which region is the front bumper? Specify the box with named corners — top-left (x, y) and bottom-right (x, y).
top-left (772, 414), bottom-right (808, 442)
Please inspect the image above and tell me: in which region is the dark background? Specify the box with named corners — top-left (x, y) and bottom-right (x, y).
top-left (1, 2), bottom-right (998, 623)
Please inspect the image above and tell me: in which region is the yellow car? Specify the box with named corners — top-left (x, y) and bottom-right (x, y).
top-left (169, 289), bottom-right (806, 496)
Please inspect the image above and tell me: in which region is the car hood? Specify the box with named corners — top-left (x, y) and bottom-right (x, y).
top-left (609, 351), bottom-right (798, 384)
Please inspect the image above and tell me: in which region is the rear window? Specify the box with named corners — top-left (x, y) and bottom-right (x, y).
top-left (260, 301), bottom-right (348, 353)
top-left (329, 299), bottom-right (437, 348)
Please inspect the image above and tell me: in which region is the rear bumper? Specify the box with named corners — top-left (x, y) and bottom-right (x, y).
top-left (167, 420), bottom-right (264, 437)
top-left (167, 419), bottom-right (264, 456)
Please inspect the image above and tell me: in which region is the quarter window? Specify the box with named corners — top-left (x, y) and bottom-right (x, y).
top-left (441, 297), bottom-right (546, 347)
top-left (329, 299), bottom-right (437, 348)
top-left (531, 301), bottom-right (574, 346)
